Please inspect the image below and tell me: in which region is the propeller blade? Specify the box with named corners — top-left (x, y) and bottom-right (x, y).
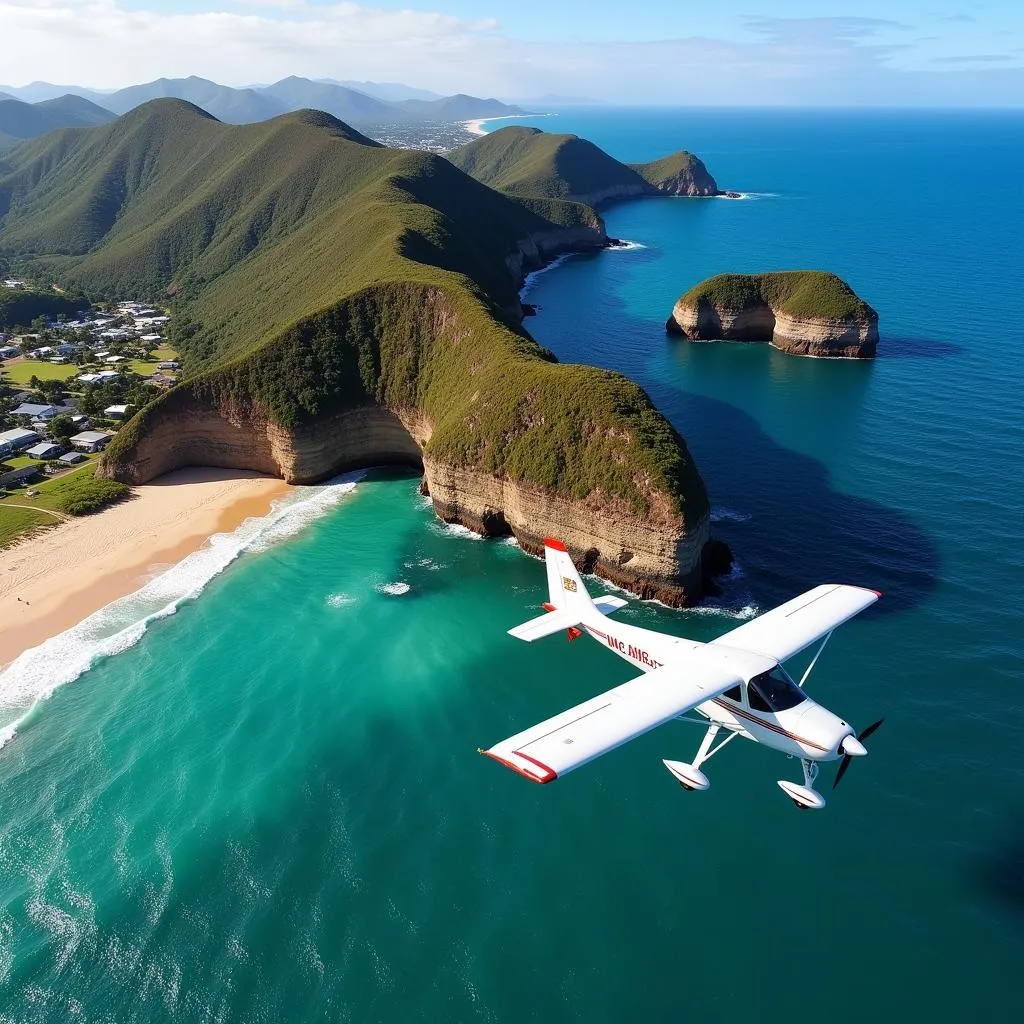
top-left (833, 755), bottom-right (853, 790)
top-left (834, 718), bottom-right (884, 790)
top-left (858, 718), bottom-right (884, 742)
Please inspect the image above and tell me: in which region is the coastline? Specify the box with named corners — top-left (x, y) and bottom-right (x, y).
top-left (462, 113), bottom-right (548, 137)
top-left (0, 468), bottom-right (292, 668)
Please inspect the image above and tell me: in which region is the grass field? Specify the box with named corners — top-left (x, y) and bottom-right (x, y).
top-left (0, 504), bottom-right (55, 548)
top-left (1, 456), bottom-right (42, 470)
top-left (130, 344), bottom-right (178, 376)
top-left (2, 358), bottom-right (79, 383)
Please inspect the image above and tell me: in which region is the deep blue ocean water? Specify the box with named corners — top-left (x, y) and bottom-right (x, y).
top-left (0, 108), bottom-right (1022, 1021)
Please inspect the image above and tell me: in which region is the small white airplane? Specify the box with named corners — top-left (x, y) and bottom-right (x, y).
top-left (481, 538), bottom-right (884, 809)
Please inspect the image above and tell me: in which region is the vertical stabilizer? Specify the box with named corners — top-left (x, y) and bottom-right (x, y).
top-left (543, 538), bottom-right (595, 616)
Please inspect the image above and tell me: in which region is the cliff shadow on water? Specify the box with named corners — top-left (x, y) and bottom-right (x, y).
top-left (657, 396), bottom-right (938, 616)
top-left (525, 280), bottom-right (940, 618)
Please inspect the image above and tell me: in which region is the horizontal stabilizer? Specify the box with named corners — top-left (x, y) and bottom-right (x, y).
top-left (508, 608), bottom-right (581, 642)
top-left (593, 595), bottom-right (628, 617)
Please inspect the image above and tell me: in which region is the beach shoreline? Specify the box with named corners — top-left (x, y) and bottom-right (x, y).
top-left (0, 468), bottom-right (292, 668)
top-left (462, 113), bottom-right (547, 137)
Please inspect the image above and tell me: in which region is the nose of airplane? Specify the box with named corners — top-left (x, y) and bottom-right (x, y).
top-left (841, 734), bottom-right (868, 757)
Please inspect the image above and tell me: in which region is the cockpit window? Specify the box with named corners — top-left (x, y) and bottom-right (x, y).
top-left (723, 685), bottom-right (743, 703)
top-left (746, 668), bottom-right (806, 713)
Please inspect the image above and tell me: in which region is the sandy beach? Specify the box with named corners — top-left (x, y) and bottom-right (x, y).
top-left (0, 468), bottom-right (291, 667)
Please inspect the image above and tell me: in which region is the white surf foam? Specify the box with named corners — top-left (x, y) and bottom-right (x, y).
top-left (0, 472), bottom-right (365, 748)
top-left (404, 558), bottom-right (442, 571)
top-left (609, 240), bottom-right (647, 250)
top-left (429, 520), bottom-right (483, 541)
top-left (326, 593), bottom-right (356, 608)
top-left (520, 254), bottom-right (573, 297)
top-left (378, 582), bottom-right (411, 596)
top-left (710, 507), bottom-right (751, 523)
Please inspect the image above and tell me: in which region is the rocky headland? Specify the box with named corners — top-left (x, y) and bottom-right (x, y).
top-left (447, 126), bottom-right (735, 207)
top-left (0, 101), bottom-right (735, 605)
top-left (666, 272), bottom-right (879, 358)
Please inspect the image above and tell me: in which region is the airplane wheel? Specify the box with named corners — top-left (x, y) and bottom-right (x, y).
top-left (679, 783), bottom-right (694, 792)
top-left (792, 800), bottom-right (807, 810)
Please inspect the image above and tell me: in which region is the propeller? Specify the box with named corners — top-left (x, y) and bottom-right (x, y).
top-left (833, 718), bottom-right (884, 790)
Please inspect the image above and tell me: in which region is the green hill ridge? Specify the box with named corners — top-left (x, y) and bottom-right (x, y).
top-left (447, 126), bottom-right (722, 204)
top-left (0, 100), bottom-right (716, 600)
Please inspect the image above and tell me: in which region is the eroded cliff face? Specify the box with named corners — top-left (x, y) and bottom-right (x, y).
top-left (101, 390), bottom-right (426, 485)
top-left (667, 297), bottom-right (879, 358)
top-left (423, 458), bottom-right (712, 605)
top-left (100, 386), bottom-right (713, 605)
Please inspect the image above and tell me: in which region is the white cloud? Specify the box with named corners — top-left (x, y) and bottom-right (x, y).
top-left (0, 3), bottom-right (1021, 106)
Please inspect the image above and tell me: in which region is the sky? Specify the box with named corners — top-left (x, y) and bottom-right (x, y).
top-left (3, 0), bottom-right (1024, 105)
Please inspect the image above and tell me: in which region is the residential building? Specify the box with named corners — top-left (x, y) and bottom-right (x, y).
top-left (0, 428), bottom-right (41, 455)
top-left (70, 430), bottom-right (112, 452)
top-left (25, 442), bottom-right (63, 459)
top-left (58, 451), bottom-right (86, 466)
top-left (12, 403), bottom-right (58, 421)
top-left (104, 404), bottom-right (129, 420)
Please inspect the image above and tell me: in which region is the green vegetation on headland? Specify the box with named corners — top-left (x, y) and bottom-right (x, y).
top-left (0, 100), bottom-right (708, 520)
top-left (678, 272), bottom-right (876, 321)
top-left (446, 126), bottom-right (721, 203)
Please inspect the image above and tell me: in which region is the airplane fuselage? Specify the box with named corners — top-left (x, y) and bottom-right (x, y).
top-left (579, 616), bottom-right (854, 762)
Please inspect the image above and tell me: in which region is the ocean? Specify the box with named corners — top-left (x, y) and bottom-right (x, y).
top-left (1, 108), bottom-right (1022, 1021)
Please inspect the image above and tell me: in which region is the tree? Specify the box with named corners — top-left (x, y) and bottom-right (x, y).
top-left (49, 414), bottom-right (75, 439)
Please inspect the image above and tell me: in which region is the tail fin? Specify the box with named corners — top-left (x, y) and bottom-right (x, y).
top-left (508, 538), bottom-right (625, 643)
top-left (543, 537), bottom-right (595, 615)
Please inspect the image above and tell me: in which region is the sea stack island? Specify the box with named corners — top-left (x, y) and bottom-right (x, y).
top-left (667, 272), bottom-right (880, 358)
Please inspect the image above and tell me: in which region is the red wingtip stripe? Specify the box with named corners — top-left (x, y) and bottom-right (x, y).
top-left (481, 749), bottom-right (557, 784)
top-left (542, 602), bottom-right (557, 612)
top-left (544, 537), bottom-right (568, 552)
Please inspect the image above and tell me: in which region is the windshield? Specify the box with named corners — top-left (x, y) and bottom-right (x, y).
top-left (746, 668), bottom-right (806, 713)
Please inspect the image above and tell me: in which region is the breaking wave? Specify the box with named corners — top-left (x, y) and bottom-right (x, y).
top-left (710, 507), bottom-right (752, 523)
top-left (378, 582), bottom-right (411, 596)
top-left (520, 254), bottom-right (573, 297)
top-left (429, 521), bottom-right (483, 541)
top-left (0, 473), bottom-right (365, 750)
top-left (609, 239), bottom-right (646, 250)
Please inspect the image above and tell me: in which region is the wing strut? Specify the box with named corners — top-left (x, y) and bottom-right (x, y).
top-left (798, 629), bottom-right (834, 688)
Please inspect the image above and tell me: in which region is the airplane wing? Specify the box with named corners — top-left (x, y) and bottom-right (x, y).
top-left (712, 584), bottom-right (880, 664)
top-left (481, 654), bottom-right (743, 784)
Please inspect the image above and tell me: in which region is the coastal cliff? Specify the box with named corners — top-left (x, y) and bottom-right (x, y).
top-left (667, 272), bottom-right (879, 358)
top-left (100, 282), bottom-right (718, 606)
top-left (0, 101), bottom-right (727, 605)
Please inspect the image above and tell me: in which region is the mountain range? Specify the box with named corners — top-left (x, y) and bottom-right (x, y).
top-left (0, 94), bottom-right (116, 152)
top-left (0, 76), bottom-right (524, 131)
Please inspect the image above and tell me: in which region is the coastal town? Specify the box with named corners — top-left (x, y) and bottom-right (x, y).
top-left (0, 283), bottom-right (179, 543)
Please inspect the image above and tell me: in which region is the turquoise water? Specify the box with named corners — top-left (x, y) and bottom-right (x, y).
top-left (2, 109), bottom-right (1023, 1020)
